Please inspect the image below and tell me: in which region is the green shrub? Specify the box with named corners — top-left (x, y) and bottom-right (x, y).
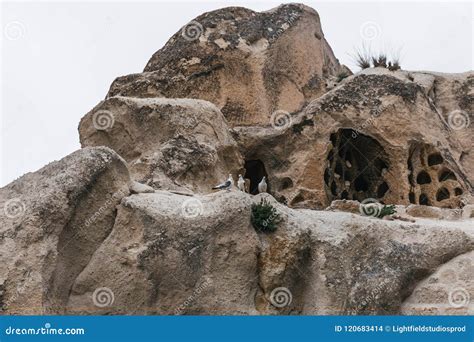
top-left (251, 198), bottom-right (281, 232)
top-left (378, 204), bottom-right (396, 218)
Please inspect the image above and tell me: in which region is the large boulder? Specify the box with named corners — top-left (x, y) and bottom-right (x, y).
top-left (401, 251), bottom-right (473, 315)
top-left (29, 191), bottom-right (472, 315)
top-left (106, 4), bottom-right (343, 126)
top-left (79, 97), bottom-right (243, 192)
top-left (0, 147), bottom-right (130, 314)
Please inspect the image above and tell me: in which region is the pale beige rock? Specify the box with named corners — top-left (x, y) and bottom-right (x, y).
top-left (38, 191), bottom-right (474, 315)
top-left (325, 199), bottom-right (360, 213)
top-left (2, 3), bottom-right (473, 317)
top-left (406, 204), bottom-right (462, 220)
top-left (1, 165), bottom-right (472, 315)
top-left (129, 181), bottom-right (155, 194)
top-left (0, 147), bottom-right (130, 314)
top-left (463, 205), bottom-right (474, 219)
top-left (234, 69), bottom-right (473, 209)
top-left (401, 251), bottom-right (474, 315)
top-left (105, 4), bottom-right (343, 126)
top-left (79, 97), bottom-right (244, 193)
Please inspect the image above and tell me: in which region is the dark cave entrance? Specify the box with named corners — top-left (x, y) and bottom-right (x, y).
top-left (324, 129), bottom-right (390, 202)
top-left (244, 160), bottom-right (269, 195)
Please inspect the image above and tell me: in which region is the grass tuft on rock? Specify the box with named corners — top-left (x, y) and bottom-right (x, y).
top-left (378, 204), bottom-right (396, 218)
top-left (251, 198), bottom-right (281, 233)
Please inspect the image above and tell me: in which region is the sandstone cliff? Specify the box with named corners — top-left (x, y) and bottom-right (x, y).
top-left (1, 4), bottom-right (472, 315)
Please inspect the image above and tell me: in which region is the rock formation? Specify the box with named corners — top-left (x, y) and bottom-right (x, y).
top-left (1, 3), bottom-right (472, 315)
top-left (106, 4), bottom-right (342, 126)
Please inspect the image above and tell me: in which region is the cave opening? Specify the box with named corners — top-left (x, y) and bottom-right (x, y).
top-left (324, 129), bottom-right (390, 202)
top-left (416, 171), bottom-right (431, 184)
top-left (244, 160), bottom-right (269, 195)
top-left (419, 193), bottom-right (430, 206)
top-left (427, 153), bottom-right (443, 166)
top-left (436, 187), bottom-right (450, 201)
top-left (439, 168), bottom-right (457, 182)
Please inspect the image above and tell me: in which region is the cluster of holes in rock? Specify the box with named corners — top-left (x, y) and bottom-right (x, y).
top-left (407, 144), bottom-right (463, 208)
top-left (324, 129), bottom-right (390, 202)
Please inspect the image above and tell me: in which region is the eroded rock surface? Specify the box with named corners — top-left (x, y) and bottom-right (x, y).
top-left (17, 191), bottom-right (474, 315)
top-left (401, 251), bottom-right (474, 315)
top-left (0, 147), bottom-right (130, 314)
top-left (106, 4), bottom-right (343, 126)
top-left (235, 69), bottom-right (473, 209)
top-left (79, 97), bottom-right (243, 192)
top-left (1, 3), bottom-right (473, 316)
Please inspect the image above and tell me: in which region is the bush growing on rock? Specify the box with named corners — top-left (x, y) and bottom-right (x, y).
top-left (378, 204), bottom-right (396, 218)
top-left (251, 198), bottom-right (281, 232)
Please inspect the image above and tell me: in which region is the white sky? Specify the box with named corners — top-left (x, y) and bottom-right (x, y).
top-left (1, 0), bottom-right (472, 186)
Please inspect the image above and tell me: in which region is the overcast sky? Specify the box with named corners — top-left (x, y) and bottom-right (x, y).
top-left (1, 1), bottom-right (472, 186)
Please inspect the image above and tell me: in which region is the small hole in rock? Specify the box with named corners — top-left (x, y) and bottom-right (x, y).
top-left (454, 188), bottom-right (463, 196)
top-left (280, 177), bottom-right (293, 190)
top-left (436, 187), bottom-right (450, 201)
top-left (438, 168), bottom-right (457, 182)
top-left (409, 192), bottom-right (415, 204)
top-left (377, 182), bottom-right (389, 198)
top-left (427, 153), bottom-right (443, 166)
top-left (341, 190), bottom-right (349, 199)
top-left (416, 171), bottom-right (431, 184)
top-left (419, 193), bottom-right (430, 206)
